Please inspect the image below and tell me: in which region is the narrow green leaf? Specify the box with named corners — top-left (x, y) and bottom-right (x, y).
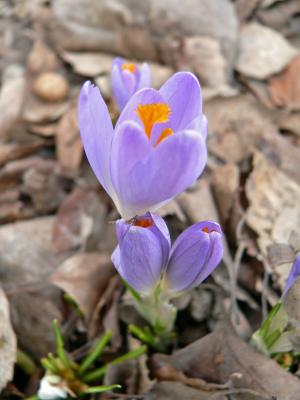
top-left (83, 384), bottom-right (121, 394)
top-left (83, 345), bottom-right (147, 383)
top-left (52, 319), bottom-right (71, 368)
top-left (78, 331), bottom-right (112, 375)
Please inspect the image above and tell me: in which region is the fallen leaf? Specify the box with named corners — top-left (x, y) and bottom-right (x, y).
top-left (151, 324), bottom-right (300, 400)
top-left (27, 40), bottom-right (61, 73)
top-left (236, 23), bottom-right (298, 79)
top-left (178, 36), bottom-right (231, 93)
top-left (56, 102), bottom-right (83, 174)
top-left (0, 65), bottom-right (26, 140)
top-left (52, 188), bottom-right (107, 253)
top-left (0, 288), bottom-right (16, 391)
top-left (268, 56), bottom-right (300, 109)
top-left (0, 217), bottom-right (66, 357)
top-left (246, 151), bottom-right (300, 289)
top-left (51, 253), bottom-right (115, 322)
top-left (61, 51), bottom-right (114, 77)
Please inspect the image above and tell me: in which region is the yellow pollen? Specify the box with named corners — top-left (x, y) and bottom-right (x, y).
top-left (121, 63), bottom-right (137, 73)
top-left (155, 128), bottom-right (174, 146)
top-left (136, 103), bottom-right (171, 139)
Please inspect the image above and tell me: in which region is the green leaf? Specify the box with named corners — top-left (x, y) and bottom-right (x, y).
top-left (83, 384), bottom-right (121, 394)
top-left (52, 320), bottom-right (71, 369)
top-left (83, 345), bottom-right (147, 383)
top-left (78, 331), bottom-right (112, 375)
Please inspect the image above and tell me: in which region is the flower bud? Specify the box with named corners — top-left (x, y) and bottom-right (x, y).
top-left (165, 221), bottom-right (223, 293)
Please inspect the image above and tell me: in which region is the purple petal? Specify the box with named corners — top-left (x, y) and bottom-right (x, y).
top-left (186, 114), bottom-right (208, 141)
top-left (165, 221), bottom-right (223, 292)
top-left (122, 70), bottom-right (137, 97)
top-left (111, 64), bottom-right (129, 110)
top-left (137, 63), bottom-right (151, 90)
top-left (112, 215), bottom-right (169, 293)
top-left (78, 81), bottom-right (115, 197)
top-left (159, 72), bottom-right (202, 132)
top-left (282, 255), bottom-right (300, 298)
top-left (111, 127), bottom-right (207, 219)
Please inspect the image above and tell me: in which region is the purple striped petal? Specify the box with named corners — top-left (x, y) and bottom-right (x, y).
top-left (110, 126), bottom-right (207, 220)
top-left (282, 255), bottom-right (300, 298)
top-left (159, 72), bottom-right (202, 132)
top-left (112, 212), bottom-right (170, 293)
top-left (137, 63), bottom-right (151, 90)
top-left (165, 221), bottom-right (223, 292)
top-left (78, 81), bottom-right (115, 197)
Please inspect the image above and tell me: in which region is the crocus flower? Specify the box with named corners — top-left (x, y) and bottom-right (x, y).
top-left (78, 72), bottom-right (207, 220)
top-left (111, 213), bottom-right (223, 294)
top-left (111, 58), bottom-right (151, 110)
top-left (282, 254), bottom-right (300, 298)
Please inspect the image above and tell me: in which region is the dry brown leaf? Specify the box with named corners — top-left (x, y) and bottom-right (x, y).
top-left (236, 23), bottom-right (298, 80)
top-left (268, 56), bottom-right (300, 109)
top-left (52, 188), bottom-right (107, 253)
top-left (245, 151), bottom-right (300, 289)
top-left (61, 51), bottom-right (114, 77)
top-left (0, 139), bottom-right (46, 167)
top-left (0, 288), bottom-right (16, 391)
top-left (51, 253), bottom-right (115, 322)
top-left (0, 65), bottom-right (26, 140)
top-left (152, 324), bottom-right (300, 400)
top-left (0, 217), bottom-right (66, 357)
top-left (27, 40), bottom-right (61, 74)
top-left (56, 103), bottom-right (83, 174)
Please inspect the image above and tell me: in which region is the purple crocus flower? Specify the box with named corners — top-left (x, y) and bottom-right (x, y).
top-left (111, 58), bottom-right (151, 110)
top-left (78, 72), bottom-right (207, 220)
top-left (111, 213), bottom-right (223, 294)
top-left (112, 212), bottom-right (171, 293)
top-left (282, 255), bottom-right (300, 298)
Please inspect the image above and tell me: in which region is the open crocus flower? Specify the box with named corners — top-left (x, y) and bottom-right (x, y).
top-left (111, 57), bottom-right (151, 110)
top-left (78, 72), bottom-right (207, 220)
top-left (282, 254), bottom-right (300, 298)
top-left (111, 213), bottom-right (223, 294)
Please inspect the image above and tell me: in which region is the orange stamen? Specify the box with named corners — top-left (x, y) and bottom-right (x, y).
top-left (134, 217), bottom-right (153, 228)
top-left (202, 227), bottom-right (217, 234)
top-left (136, 103), bottom-right (171, 139)
top-left (155, 127), bottom-right (174, 146)
top-left (121, 63), bottom-right (137, 73)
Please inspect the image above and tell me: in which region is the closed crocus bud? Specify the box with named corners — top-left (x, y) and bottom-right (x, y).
top-left (111, 58), bottom-right (151, 110)
top-left (112, 212), bottom-right (171, 293)
top-left (282, 254), bottom-right (300, 298)
top-left (165, 221), bottom-right (223, 293)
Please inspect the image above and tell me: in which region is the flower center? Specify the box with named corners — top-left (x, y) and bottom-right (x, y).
top-left (136, 103), bottom-right (174, 145)
top-left (121, 63), bottom-right (137, 73)
top-left (133, 217), bottom-right (153, 228)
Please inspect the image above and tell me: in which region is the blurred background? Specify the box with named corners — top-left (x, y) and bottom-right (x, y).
top-left (1, 0), bottom-right (300, 398)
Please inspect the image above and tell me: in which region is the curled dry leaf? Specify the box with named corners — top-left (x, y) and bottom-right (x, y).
top-left (56, 103), bottom-right (83, 174)
top-left (51, 252), bottom-right (115, 322)
top-left (246, 151), bottom-right (300, 289)
top-left (52, 188), bottom-right (107, 253)
top-left (0, 65), bottom-right (26, 140)
top-left (0, 288), bottom-right (16, 391)
top-left (61, 51), bottom-right (114, 77)
top-left (151, 324), bottom-right (300, 400)
top-left (236, 23), bottom-right (298, 80)
top-left (268, 56), bottom-right (300, 110)
top-left (0, 217), bottom-right (66, 357)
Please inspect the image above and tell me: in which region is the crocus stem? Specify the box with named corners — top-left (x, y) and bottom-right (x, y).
top-left (83, 345), bottom-right (147, 383)
top-left (82, 384), bottom-right (121, 394)
top-left (52, 319), bottom-right (71, 369)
